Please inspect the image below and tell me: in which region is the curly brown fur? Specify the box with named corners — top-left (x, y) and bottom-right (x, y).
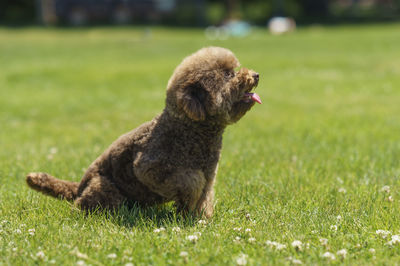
top-left (26, 47), bottom-right (260, 218)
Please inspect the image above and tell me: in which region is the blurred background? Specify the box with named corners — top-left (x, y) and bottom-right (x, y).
top-left (1, 0), bottom-right (399, 27)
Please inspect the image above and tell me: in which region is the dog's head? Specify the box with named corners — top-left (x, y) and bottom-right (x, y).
top-left (166, 47), bottom-right (261, 125)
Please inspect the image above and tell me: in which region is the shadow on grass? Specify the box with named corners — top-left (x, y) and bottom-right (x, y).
top-left (84, 202), bottom-right (199, 229)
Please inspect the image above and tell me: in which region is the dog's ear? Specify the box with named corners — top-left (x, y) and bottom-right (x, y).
top-left (177, 83), bottom-right (206, 121)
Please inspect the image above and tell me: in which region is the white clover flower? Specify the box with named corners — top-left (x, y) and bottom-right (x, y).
top-left (125, 263), bottom-right (134, 266)
top-left (107, 253), bottom-right (117, 259)
top-left (322, 252), bottom-right (336, 260)
top-left (172, 227), bottom-right (181, 233)
top-left (236, 254), bottom-right (248, 265)
top-left (76, 260), bottom-right (85, 266)
top-left (49, 147), bottom-right (58, 154)
top-left (338, 187), bottom-right (347, 193)
top-left (337, 249), bottom-right (347, 259)
top-left (245, 213), bottom-right (251, 219)
top-left (266, 240), bottom-right (286, 250)
top-left (319, 238), bottom-right (328, 246)
top-left (233, 227), bottom-right (242, 232)
top-left (248, 237), bottom-right (256, 243)
top-left (376, 229), bottom-right (391, 239)
top-left (198, 220), bottom-right (207, 225)
top-left (15, 229), bottom-right (22, 234)
top-left (337, 215), bottom-right (342, 221)
top-left (369, 248), bottom-right (376, 254)
top-left (186, 235), bottom-right (199, 242)
top-left (291, 240), bottom-right (303, 251)
top-left (194, 232), bottom-right (202, 236)
top-left (292, 259), bottom-right (303, 265)
top-left (388, 196), bottom-right (394, 202)
top-left (276, 243), bottom-right (287, 250)
top-left (153, 227), bottom-right (165, 233)
top-left (287, 257), bottom-right (302, 265)
top-left (245, 228), bottom-right (251, 233)
top-left (390, 235), bottom-right (400, 244)
top-left (28, 229), bottom-right (35, 236)
top-left (179, 251), bottom-right (188, 257)
top-left (76, 251), bottom-right (88, 259)
top-left (381, 185), bottom-right (390, 193)
top-left (330, 225), bottom-right (338, 232)
top-left (49, 259), bottom-right (56, 264)
top-left (36, 251), bottom-right (45, 260)
top-left (70, 247), bottom-right (88, 259)
top-left (12, 247), bottom-right (17, 252)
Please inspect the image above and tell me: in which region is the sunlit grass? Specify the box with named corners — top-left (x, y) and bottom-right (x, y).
top-left (1, 24), bottom-right (400, 264)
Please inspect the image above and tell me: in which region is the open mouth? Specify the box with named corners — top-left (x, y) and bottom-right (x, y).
top-left (244, 92), bottom-right (262, 104)
top-left (243, 86), bottom-right (262, 104)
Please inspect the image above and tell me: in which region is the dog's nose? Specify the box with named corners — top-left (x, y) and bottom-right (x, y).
top-left (252, 72), bottom-right (259, 81)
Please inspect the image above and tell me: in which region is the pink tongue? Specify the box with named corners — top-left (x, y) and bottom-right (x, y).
top-left (246, 92), bottom-right (262, 104)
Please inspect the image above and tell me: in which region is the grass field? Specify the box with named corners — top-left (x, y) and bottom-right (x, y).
top-left (1, 24), bottom-right (400, 265)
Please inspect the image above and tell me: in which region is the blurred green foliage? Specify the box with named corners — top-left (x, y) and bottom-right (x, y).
top-left (0, 0), bottom-right (399, 25)
top-left (0, 0), bottom-right (36, 24)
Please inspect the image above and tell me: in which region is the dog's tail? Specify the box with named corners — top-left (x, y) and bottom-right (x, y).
top-left (26, 172), bottom-right (79, 201)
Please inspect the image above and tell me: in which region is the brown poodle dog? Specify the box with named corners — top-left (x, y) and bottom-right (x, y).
top-left (26, 47), bottom-right (261, 218)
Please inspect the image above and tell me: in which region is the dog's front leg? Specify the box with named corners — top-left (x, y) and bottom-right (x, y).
top-left (195, 179), bottom-right (215, 218)
top-left (135, 163), bottom-right (207, 215)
